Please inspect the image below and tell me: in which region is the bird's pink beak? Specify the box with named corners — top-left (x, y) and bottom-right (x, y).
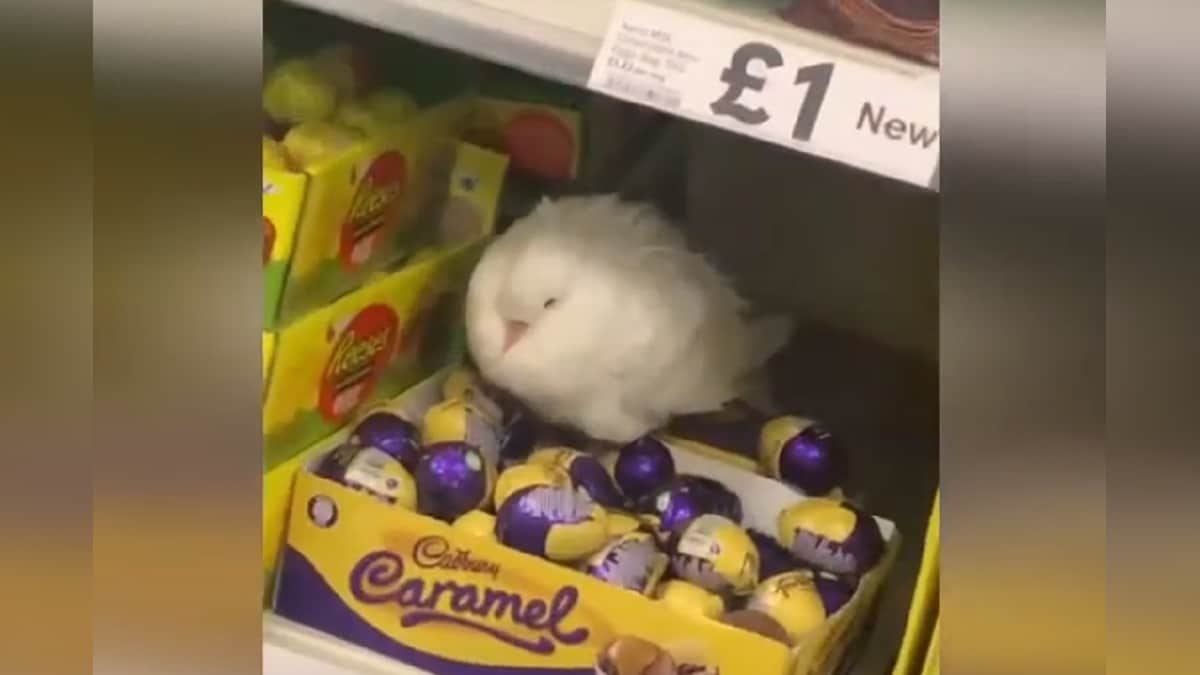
top-left (502, 320), bottom-right (529, 354)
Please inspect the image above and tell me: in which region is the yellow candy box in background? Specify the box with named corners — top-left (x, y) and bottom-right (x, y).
top-left (262, 142), bottom-right (508, 471)
top-left (262, 40), bottom-right (477, 331)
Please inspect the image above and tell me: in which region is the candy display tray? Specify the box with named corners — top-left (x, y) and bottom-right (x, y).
top-left (266, 371), bottom-right (899, 675)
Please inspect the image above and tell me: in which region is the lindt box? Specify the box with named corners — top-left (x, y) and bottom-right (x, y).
top-left (270, 373), bottom-right (899, 675)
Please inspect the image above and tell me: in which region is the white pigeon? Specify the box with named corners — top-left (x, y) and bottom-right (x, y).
top-left (465, 194), bottom-right (792, 443)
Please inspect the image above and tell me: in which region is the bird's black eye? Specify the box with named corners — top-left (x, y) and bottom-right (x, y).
top-left (543, 298), bottom-right (557, 309)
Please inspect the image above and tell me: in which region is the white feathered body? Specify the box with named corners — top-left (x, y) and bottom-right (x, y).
top-left (465, 195), bottom-right (790, 442)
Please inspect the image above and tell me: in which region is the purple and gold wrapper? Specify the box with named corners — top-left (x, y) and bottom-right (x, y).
top-left (670, 514), bottom-right (760, 595)
top-left (422, 397), bottom-right (503, 467)
top-left (614, 437), bottom-right (676, 503)
top-left (746, 570), bottom-right (855, 643)
top-left (776, 498), bottom-right (884, 577)
top-left (349, 410), bottom-right (423, 472)
top-left (528, 447), bottom-right (626, 509)
top-left (493, 462), bottom-right (572, 509)
top-left (654, 579), bottom-right (726, 619)
top-left (747, 528), bottom-right (804, 581)
top-left (315, 443), bottom-right (418, 509)
top-left (638, 475), bottom-right (743, 543)
top-left (494, 484), bottom-right (609, 562)
top-left (583, 531), bottom-right (668, 595)
top-left (414, 442), bottom-right (495, 522)
top-left (759, 416), bottom-right (847, 497)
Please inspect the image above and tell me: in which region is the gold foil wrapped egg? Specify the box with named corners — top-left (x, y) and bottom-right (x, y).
top-left (654, 580), bottom-right (725, 619)
top-left (493, 462), bottom-right (571, 510)
top-left (670, 514), bottom-right (760, 595)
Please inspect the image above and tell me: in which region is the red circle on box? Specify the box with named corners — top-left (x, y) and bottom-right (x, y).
top-left (318, 303), bottom-right (400, 423)
top-left (340, 151), bottom-right (407, 270)
top-left (503, 111), bottom-right (575, 183)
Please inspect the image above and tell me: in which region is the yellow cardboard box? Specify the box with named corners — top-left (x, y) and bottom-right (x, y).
top-left (262, 143), bottom-right (507, 470)
top-left (263, 98), bottom-right (474, 330)
top-left (892, 492), bottom-right (939, 675)
top-left (269, 373), bottom-right (899, 675)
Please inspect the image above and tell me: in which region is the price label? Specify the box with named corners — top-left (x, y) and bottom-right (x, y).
top-left (587, 1), bottom-right (940, 188)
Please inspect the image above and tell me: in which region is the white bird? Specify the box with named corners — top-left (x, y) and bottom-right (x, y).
top-left (465, 194), bottom-right (792, 443)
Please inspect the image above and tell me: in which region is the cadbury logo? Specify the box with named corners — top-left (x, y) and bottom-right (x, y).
top-left (412, 535), bottom-right (500, 579)
top-left (791, 530), bottom-right (857, 574)
top-left (350, 539), bottom-right (590, 655)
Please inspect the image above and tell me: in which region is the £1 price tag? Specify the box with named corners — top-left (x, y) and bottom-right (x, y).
top-left (587, 0), bottom-right (940, 188)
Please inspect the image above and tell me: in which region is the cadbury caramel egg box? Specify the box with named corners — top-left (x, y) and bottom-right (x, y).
top-left (269, 371), bottom-right (900, 675)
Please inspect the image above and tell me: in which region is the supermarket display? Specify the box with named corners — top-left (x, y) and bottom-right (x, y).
top-left (464, 194), bottom-right (794, 443)
top-left (262, 5), bottom-right (938, 674)
top-left (262, 37), bottom-right (481, 330)
top-left (270, 370), bottom-right (899, 675)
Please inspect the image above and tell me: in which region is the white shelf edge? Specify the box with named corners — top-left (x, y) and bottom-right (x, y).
top-left (264, 612), bottom-right (433, 675)
top-left (285, 0), bottom-right (938, 189)
top-left (288, 0), bottom-right (604, 86)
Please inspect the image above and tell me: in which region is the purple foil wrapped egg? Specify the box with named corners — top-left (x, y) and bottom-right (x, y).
top-left (531, 447), bottom-right (627, 510)
top-left (748, 528), bottom-right (804, 581)
top-left (760, 417), bottom-right (848, 496)
top-left (494, 484), bottom-right (609, 562)
top-left (614, 436), bottom-right (676, 503)
top-left (583, 531), bottom-right (668, 595)
top-left (812, 570), bottom-right (854, 615)
top-left (776, 498), bottom-right (885, 577)
top-left (414, 442), bottom-right (495, 522)
top-left (314, 442), bottom-right (418, 509)
top-left (350, 411), bottom-right (423, 472)
top-left (639, 483), bottom-right (709, 544)
top-left (675, 475), bottom-right (743, 523)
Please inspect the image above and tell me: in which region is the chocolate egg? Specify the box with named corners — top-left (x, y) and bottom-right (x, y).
top-left (776, 498), bottom-right (884, 577)
top-left (746, 570), bottom-right (854, 643)
top-left (720, 609), bottom-right (791, 645)
top-left (614, 437), bottom-right (675, 503)
top-left (493, 462), bottom-right (571, 509)
top-left (316, 443), bottom-right (417, 509)
top-left (495, 484), bottom-right (608, 562)
top-left (422, 397), bottom-right (503, 466)
top-left (349, 410), bottom-right (422, 473)
top-left (583, 531), bottom-right (667, 595)
top-left (528, 447), bottom-right (626, 509)
top-left (670, 514), bottom-right (760, 595)
top-left (654, 580), bottom-right (725, 619)
top-left (595, 635), bottom-right (675, 675)
top-left (451, 510), bottom-right (498, 540)
top-left (747, 528), bottom-right (804, 581)
top-left (414, 442), bottom-right (495, 522)
top-left (606, 511), bottom-right (644, 537)
top-left (759, 416), bottom-right (847, 496)
top-left (637, 475), bottom-right (742, 543)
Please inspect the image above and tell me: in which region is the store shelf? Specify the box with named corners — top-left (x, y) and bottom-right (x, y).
top-left (264, 612), bottom-right (430, 675)
top-left (288, 0), bottom-right (939, 189)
